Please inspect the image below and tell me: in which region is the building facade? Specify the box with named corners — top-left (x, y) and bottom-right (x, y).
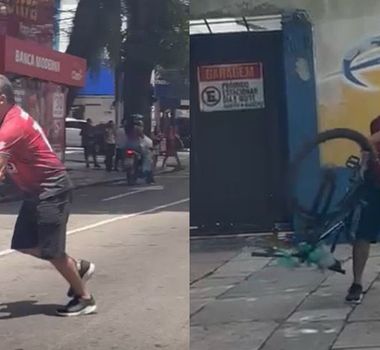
top-left (0, 0), bottom-right (86, 157)
top-left (192, 0), bottom-right (380, 164)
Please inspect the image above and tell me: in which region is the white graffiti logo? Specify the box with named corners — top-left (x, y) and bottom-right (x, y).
top-left (71, 69), bottom-right (83, 81)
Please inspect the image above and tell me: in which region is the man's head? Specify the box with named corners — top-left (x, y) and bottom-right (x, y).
top-left (133, 120), bottom-right (144, 136)
top-left (0, 75), bottom-right (15, 120)
top-left (370, 116), bottom-right (380, 135)
top-left (86, 118), bottom-right (93, 125)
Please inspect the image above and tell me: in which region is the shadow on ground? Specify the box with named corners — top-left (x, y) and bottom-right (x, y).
top-left (0, 301), bottom-right (61, 319)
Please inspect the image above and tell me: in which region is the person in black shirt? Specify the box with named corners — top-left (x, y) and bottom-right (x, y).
top-left (80, 118), bottom-right (100, 168)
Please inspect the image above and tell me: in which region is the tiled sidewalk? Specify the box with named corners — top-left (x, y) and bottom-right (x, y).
top-left (191, 243), bottom-right (380, 350)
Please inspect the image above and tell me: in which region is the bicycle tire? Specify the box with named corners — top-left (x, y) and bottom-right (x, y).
top-left (289, 128), bottom-right (377, 220)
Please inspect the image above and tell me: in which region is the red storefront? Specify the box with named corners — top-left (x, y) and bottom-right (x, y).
top-left (0, 35), bottom-right (86, 158)
top-left (0, 0), bottom-right (55, 47)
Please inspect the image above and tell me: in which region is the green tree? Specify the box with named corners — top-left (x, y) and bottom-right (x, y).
top-left (65, 0), bottom-right (122, 111)
top-left (65, 0), bottom-right (189, 132)
top-left (120, 0), bottom-right (189, 132)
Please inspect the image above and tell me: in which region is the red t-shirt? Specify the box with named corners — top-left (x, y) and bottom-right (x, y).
top-left (369, 116), bottom-right (380, 184)
top-left (369, 148), bottom-right (380, 184)
top-left (0, 105), bottom-right (72, 197)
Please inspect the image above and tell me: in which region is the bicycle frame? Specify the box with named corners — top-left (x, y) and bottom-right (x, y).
top-left (314, 166), bottom-right (365, 250)
top-left (251, 156), bottom-right (365, 268)
top-left (250, 129), bottom-right (378, 275)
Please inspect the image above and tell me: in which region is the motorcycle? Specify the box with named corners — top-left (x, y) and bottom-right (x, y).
top-left (125, 148), bottom-right (142, 185)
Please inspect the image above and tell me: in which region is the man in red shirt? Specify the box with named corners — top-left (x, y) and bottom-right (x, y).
top-left (0, 75), bottom-right (96, 316)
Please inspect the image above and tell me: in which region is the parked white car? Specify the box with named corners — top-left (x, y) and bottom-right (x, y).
top-left (65, 118), bottom-right (86, 148)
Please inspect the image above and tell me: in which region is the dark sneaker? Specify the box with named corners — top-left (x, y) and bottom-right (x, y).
top-left (345, 283), bottom-right (363, 304)
top-left (67, 260), bottom-right (95, 297)
top-left (56, 296), bottom-right (97, 317)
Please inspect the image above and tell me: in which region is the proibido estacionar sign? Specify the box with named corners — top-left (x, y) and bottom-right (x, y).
top-left (198, 63), bottom-right (265, 112)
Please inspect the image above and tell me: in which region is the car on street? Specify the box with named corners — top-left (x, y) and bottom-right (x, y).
top-left (65, 118), bottom-right (86, 148)
top-left (65, 118), bottom-right (106, 154)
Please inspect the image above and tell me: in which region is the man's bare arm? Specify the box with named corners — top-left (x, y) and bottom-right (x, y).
top-left (0, 154), bottom-right (8, 181)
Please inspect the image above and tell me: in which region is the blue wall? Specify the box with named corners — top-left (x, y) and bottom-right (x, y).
top-left (78, 67), bottom-right (115, 96)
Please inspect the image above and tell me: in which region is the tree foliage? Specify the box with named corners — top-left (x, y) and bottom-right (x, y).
top-left (66, 0), bottom-right (122, 70)
top-left (66, 0), bottom-right (189, 128)
top-left (64, 0), bottom-right (121, 112)
top-left (120, 0), bottom-right (189, 131)
top-left (121, 0), bottom-right (189, 70)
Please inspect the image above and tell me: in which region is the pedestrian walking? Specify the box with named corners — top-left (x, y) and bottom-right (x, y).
top-left (114, 124), bottom-right (127, 171)
top-left (0, 75), bottom-right (96, 316)
top-left (80, 118), bottom-right (100, 168)
top-left (152, 126), bottom-right (162, 171)
top-left (104, 120), bottom-right (116, 172)
top-left (136, 121), bottom-right (155, 184)
top-left (162, 125), bottom-right (183, 170)
top-left (345, 115), bottom-right (380, 304)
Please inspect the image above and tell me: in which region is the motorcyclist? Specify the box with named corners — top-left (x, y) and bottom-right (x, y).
top-left (125, 115), bottom-right (154, 184)
top-left (135, 121), bottom-right (155, 184)
top-left (125, 114), bottom-right (144, 152)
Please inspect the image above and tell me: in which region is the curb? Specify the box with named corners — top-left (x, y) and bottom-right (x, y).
top-left (0, 167), bottom-right (184, 203)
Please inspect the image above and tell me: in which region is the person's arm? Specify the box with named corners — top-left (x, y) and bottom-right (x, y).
top-left (145, 136), bottom-right (154, 150)
top-left (0, 155), bottom-right (7, 181)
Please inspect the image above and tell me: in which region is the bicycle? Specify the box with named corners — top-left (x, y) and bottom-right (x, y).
top-left (250, 128), bottom-right (378, 274)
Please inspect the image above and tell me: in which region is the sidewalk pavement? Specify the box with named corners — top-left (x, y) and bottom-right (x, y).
top-left (190, 241), bottom-right (380, 350)
top-left (0, 152), bottom-right (189, 202)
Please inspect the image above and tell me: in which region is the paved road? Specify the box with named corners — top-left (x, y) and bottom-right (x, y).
top-left (0, 171), bottom-right (189, 350)
top-left (65, 148), bottom-right (189, 165)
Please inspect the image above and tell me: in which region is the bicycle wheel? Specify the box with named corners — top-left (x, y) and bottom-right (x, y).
top-left (289, 128), bottom-right (376, 221)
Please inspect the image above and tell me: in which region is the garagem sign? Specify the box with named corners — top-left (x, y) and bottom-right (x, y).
top-left (0, 35), bottom-right (86, 87)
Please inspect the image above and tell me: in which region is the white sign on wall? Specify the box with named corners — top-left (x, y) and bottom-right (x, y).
top-left (52, 92), bottom-right (65, 119)
top-left (198, 63), bottom-right (265, 112)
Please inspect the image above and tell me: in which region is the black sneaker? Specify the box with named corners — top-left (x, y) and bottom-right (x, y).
top-left (67, 260), bottom-right (95, 297)
top-left (56, 296), bottom-right (97, 317)
top-left (345, 283), bottom-right (363, 304)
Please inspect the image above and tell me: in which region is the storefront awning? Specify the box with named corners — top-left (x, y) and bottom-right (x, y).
top-left (0, 35), bottom-right (87, 87)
